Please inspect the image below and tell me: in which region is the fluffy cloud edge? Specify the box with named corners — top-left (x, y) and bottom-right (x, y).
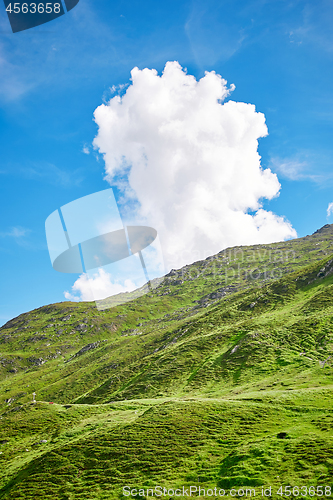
top-left (67, 61), bottom-right (298, 302)
top-left (64, 268), bottom-right (137, 302)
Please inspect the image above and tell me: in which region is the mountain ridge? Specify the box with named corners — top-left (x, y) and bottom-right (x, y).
top-left (0, 224), bottom-right (333, 498)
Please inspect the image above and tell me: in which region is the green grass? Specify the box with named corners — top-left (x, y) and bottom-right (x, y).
top-left (0, 225), bottom-right (333, 498)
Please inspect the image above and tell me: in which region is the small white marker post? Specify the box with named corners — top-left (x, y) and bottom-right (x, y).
top-left (32, 392), bottom-right (36, 404)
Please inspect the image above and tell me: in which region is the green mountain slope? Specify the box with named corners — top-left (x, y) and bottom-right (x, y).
top-left (0, 225), bottom-right (333, 499)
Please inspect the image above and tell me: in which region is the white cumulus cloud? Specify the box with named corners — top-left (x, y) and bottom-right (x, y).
top-left (64, 268), bottom-right (137, 302)
top-left (92, 61), bottom-right (296, 271)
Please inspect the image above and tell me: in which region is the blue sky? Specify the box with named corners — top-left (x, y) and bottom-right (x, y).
top-left (1, 0), bottom-right (333, 325)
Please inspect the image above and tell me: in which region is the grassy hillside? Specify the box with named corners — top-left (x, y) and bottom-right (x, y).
top-left (0, 225), bottom-right (333, 499)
